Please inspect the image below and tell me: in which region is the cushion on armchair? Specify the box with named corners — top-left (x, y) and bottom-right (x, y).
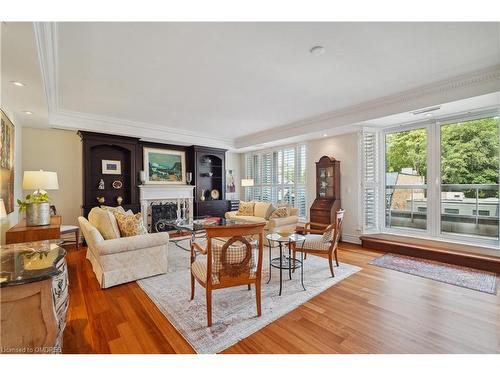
top-left (114, 211), bottom-right (148, 237)
top-left (88, 207), bottom-right (122, 240)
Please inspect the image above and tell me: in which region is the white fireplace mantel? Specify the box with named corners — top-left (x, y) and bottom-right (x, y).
top-left (139, 184), bottom-right (195, 201)
top-left (139, 184), bottom-right (196, 230)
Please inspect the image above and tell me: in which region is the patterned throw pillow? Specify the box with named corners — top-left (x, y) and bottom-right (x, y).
top-left (113, 211), bottom-right (148, 237)
top-left (269, 207), bottom-right (289, 219)
top-left (237, 201), bottom-right (255, 216)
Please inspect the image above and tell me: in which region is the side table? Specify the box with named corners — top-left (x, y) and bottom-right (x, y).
top-left (5, 215), bottom-right (61, 245)
top-left (266, 233), bottom-right (306, 296)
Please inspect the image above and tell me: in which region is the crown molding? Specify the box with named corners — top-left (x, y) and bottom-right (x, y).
top-left (49, 110), bottom-right (234, 149)
top-left (33, 22), bottom-right (58, 112)
top-left (235, 64), bottom-right (500, 148)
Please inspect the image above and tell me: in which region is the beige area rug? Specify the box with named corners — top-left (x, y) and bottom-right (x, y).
top-left (137, 237), bottom-right (361, 353)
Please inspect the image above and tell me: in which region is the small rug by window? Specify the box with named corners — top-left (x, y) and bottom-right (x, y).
top-left (369, 253), bottom-right (498, 295)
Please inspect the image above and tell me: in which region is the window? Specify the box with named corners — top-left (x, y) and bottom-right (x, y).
top-left (440, 117), bottom-right (499, 238)
top-left (364, 112), bottom-right (499, 246)
top-left (385, 128), bottom-right (428, 230)
top-left (244, 144), bottom-right (307, 219)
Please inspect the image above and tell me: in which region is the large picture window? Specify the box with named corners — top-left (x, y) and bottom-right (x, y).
top-left (371, 111), bottom-right (500, 246)
top-left (244, 144), bottom-right (307, 220)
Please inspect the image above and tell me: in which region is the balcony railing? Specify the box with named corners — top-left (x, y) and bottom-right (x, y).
top-left (385, 183), bottom-right (499, 238)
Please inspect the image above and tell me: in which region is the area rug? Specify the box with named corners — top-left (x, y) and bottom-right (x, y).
top-left (137, 238), bottom-right (361, 353)
top-left (370, 253), bottom-right (498, 294)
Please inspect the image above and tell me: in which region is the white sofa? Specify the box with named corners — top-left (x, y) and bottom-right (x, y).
top-left (225, 202), bottom-right (299, 236)
top-left (78, 207), bottom-right (169, 289)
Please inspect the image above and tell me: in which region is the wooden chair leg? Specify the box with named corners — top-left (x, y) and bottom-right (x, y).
top-left (255, 281), bottom-right (262, 317)
top-left (334, 249), bottom-right (339, 267)
top-left (328, 253), bottom-right (335, 277)
top-left (248, 284), bottom-right (251, 290)
top-left (75, 229), bottom-right (80, 249)
top-left (190, 273), bottom-right (195, 300)
top-left (206, 289), bottom-right (212, 327)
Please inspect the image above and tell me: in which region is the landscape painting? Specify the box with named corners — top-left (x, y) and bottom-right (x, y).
top-left (1, 110), bottom-right (15, 214)
top-left (143, 147), bottom-right (186, 184)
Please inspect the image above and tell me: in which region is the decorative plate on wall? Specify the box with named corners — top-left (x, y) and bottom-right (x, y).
top-left (112, 180), bottom-right (123, 189)
top-left (210, 189), bottom-right (220, 200)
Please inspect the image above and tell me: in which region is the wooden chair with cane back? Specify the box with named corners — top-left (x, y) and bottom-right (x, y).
top-left (190, 222), bottom-right (266, 327)
top-left (293, 209), bottom-right (345, 277)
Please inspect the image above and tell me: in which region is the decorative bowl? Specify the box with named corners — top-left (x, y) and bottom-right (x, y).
top-left (277, 230), bottom-right (294, 237)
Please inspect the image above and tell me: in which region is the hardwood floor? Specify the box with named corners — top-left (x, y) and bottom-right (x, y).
top-left (62, 242), bottom-right (500, 354)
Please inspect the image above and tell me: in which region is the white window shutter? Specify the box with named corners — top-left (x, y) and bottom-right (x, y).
top-left (361, 130), bottom-right (380, 233)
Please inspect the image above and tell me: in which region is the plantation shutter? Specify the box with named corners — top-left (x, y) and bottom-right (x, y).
top-left (361, 130), bottom-right (380, 232)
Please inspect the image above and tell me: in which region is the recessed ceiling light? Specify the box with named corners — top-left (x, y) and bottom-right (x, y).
top-left (323, 134), bottom-right (327, 137)
top-left (11, 81), bottom-right (26, 87)
top-left (310, 46), bottom-right (326, 55)
top-left (23, 111), bottom-right (33, 115)
top-left (426, 113), bottom-right (433, 117)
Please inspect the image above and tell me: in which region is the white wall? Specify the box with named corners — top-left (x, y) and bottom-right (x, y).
top-left (22, 128), bottom-right (82, 226)
top-left (306, 132), bottom-right (361, 244)
top-left (0, 110), bottom-right (22, 244)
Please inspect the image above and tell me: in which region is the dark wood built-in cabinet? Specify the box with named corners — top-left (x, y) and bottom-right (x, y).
top-left (79, 131), bottom-right (140, 217)
top-left (79, 132), bottom-right (230, 220)
top-left (188, 145), bottom-right (228, 218)
top-left (310, 155), bottom-right (341, 228)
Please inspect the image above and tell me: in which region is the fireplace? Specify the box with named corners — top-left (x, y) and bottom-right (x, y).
top-left (139, 184), bottom-right (195, 233)
top-left (151, 202), bottom-right (178, 232)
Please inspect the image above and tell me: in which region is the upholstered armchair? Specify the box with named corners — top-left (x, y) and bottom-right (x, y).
top-left (78, 215), bottom-right (169, 288)
top-left (293, 209), bottom-right (345, 277)
top-left (190, 222), bottom-right (266, 327)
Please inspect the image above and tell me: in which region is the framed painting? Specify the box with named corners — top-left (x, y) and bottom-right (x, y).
top-left (143, 147), bottom-right (186, 184)
top-left (101, 159), bottom-right (122, 174)
top-left (1, 110), bottom-right (15, 214)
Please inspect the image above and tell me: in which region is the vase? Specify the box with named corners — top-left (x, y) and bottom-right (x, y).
top-left (200, 189), bottom-right (206, 201)
top-left (116, 196), bottom-right (123, 206)
top-left (26, 202), bottom-right (50, 226)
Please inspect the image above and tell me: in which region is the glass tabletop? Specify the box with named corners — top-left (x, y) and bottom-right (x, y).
top-left (0, 240), bottom-right (66, 287)
top-left (266, 233), bottom-right (306, 243)
top-left (173, 217), bottom-right (249, 232)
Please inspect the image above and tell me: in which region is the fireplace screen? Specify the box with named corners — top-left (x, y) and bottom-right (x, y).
top-left (151, 202), bottom-right (178, 232)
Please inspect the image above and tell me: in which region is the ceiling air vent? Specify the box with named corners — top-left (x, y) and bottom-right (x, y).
top-left (411, 106), bottom-right (441, 115)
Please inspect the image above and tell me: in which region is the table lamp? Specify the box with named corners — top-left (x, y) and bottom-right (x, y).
top-left (22, 170), bottom-right (59, 226)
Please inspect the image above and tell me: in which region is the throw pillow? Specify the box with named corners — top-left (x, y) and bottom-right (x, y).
top-left (88, 207), bottom-right (122, 240)
top-left (237, 201), bottom-right (255, 216)
top-left (114, 211), bottom-right (148, 237)
top-left (265, 204), bottom-right (276, 220)
top-left (269, 207), bottom-right (289, 219)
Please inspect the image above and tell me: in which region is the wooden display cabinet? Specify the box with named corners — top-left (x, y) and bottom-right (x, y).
top-left (310, 155), bottom-right (341, 228)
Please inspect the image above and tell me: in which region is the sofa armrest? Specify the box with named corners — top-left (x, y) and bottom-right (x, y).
top-left (95, 232), bottom-right (170, 256)
top-left (268, 215), bottom-right (299, 231)
top-left (225, 211), bottom-right (239, 219)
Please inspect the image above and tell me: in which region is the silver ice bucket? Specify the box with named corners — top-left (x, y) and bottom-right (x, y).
top-left (26, 202), bottom-right (51, 226)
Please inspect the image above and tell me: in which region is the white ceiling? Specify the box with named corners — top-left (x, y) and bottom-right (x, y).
top-left (2, 22), bottom-right (500, 150)
top-left (1, 22), bottom-right (48, 128)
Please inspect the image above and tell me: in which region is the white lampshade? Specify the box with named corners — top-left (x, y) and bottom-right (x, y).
top-left (23, 170), bottom-right (59, 190)
top-left (241, 178), bottom-right (254, 187)
top-left (0, 198), bottom-right (7, 219)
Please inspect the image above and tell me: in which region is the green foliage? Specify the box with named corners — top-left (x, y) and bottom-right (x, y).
top-left (17, 191), bottom-right (50, 212)
top-left (386, 128), bottom-right (427, 179)
top-left (386, 117), bottom-right (499, 198)
top-left (441, 118), bottom-right (498, 185)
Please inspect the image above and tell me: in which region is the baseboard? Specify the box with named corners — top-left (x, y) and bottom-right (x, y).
top-left (341, 233), bottom-right (361, 245)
